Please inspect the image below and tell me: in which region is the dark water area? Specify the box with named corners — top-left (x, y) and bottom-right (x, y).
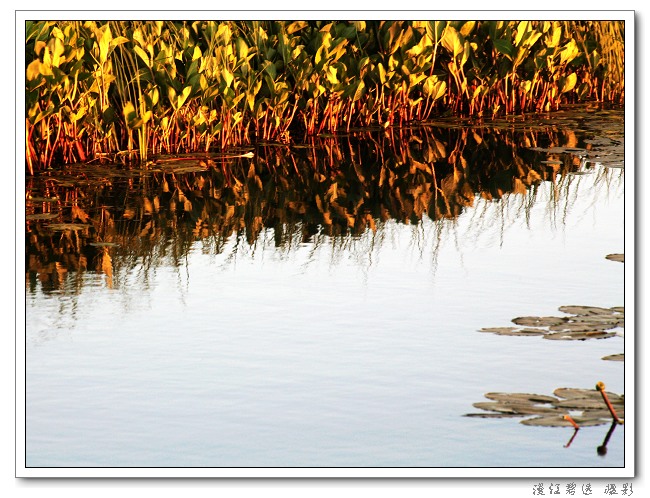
top-left (24, 108), bottom-right (626, 470)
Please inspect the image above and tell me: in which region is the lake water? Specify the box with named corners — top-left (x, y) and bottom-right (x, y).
top-left (24, 109), bottom-right (626, 471)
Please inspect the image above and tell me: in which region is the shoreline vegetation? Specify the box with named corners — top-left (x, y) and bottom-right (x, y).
top-left (25, 20), bottom-right (624, 174)
top-left (26, 113), bottom-right (624, 291)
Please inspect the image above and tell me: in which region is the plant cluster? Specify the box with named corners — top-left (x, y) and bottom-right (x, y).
top-left (27, 120), bottom-right (621, 293)
top-left (25, 20), bottom-right (624, 173)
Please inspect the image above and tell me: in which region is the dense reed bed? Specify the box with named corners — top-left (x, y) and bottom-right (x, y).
top-left (25, 20), bottom-right (624, 173)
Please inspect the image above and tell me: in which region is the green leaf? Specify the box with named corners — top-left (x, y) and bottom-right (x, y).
top-left (426, 21), bottom-right (446, 43)
top-left (493, 39), bottom-right (515, 59)
top-left (123, 101), bottom-right (137, 123)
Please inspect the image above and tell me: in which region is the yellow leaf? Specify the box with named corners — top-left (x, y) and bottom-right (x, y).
top-left (134, 45), bottom-right (151, 68)
top-left (26, 60), bottom-right (44, 80)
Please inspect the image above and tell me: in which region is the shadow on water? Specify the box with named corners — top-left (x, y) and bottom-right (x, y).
top-left (25, 109), bottom-right (624, 296)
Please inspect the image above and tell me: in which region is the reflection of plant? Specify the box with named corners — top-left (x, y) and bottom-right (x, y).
top-left (25, 118), bottom-right (623, 294)
top-left (25, 20), bottom-right (624, 173)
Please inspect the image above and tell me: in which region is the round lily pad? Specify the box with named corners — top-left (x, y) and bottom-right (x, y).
top-left (553, 398), bottom-right (609, 410)
top-left (548, 323), bottom-right (611, 332)
top-left (484, 392), bottom-right (558, 404)
top-left (512, 316), bottom-right (565, 327)
top-left (602, 353), bottom-right (624, 362)
top-left (26, 212), bottom-right (59, 221)
top-left (521, 415), bottom-right (607, 427)
top-left (478, 327), bottom-right (518, 334)
top-left (89, 242), bottom-right (120, 247)
top-left (47, 223), bottom-right (91, 231)
top-left (543, 331), bottom-right (616, 341)
top-left (479, 327), bottom-right (546, 336)
top-left (553, 388), bottom-right (621, 402)
top-left (464, 413), bottom-right (522, 418)
top-left (472, 401), bottom-right (556, 416)
top-left (558, 305), bottom-right (614, 315)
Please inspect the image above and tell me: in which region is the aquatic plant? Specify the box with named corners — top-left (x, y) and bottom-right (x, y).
top-left (25, 20), bottom-right (625, 173)
top-left (466, 384), bottom-right (624, 428)
top-left (25, 114), bottom-right (623, 292)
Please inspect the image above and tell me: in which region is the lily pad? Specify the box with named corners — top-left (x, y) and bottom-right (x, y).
top-left (553, 388), bottom-right (621, 402)
top-left (553, 398), bottom-right (611, 410)
top-left (89, 242), bottom-right (120, 247)
top-left (26, 212), bottom-right (59, 221)
top-left (543, 331), bottom-right (616, 341)
top-left (472, 401), bottom-right (556, 415)
top-left (602, 353), bottom-right (624, 362)
top-left (558, 305), bottom-right (615, 315)
top-left (478, 327), bottom-right (546, 336)
top-left (479, 327), bottom-right (518, 335)
top-left (521, 415), bottom-right (607, 427)
top-left (469, 384), bottom-right (624, 428)
top-left (464, 412), bottom-right (522, 418)
top-left (484, 392), bottom-right (558, 404)
top-left (548, 322), bottom-right (611, 332)
top-left (512, 316), bottom-right (565, 327)
top-left (47, 223), bottom-right (91, 231)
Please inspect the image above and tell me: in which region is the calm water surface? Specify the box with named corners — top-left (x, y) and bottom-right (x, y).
top-left (25, 111), bottom-right (625, 468)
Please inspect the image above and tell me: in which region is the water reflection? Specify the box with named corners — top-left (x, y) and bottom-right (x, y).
top-left (25, 112), bottom-right (624, 295)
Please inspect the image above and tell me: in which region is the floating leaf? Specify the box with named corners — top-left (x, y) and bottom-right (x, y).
top-left (553, 398), bottom-right (610, 410)
top-left (26, 212), bottom-right (59, 221)
top-left (471, 401), bottom-right (554, 415)
top-left (521, 415), bottom-right (607, 427)
top-left (484, 392), bottom-right (558, 404)
top-left (512, 316), bottom-right (565, 327)
top-left (479, 327), bottom-right (546, 336)
top-left (553, 388), bottom-right (621, 402)
top-left (543, 331), bottom-right (616, 341)
top-left (558, 305), bottom-right (614, 315)
top-left (549, 322), bottom-right (612, 332)
top-left (89, 242), bottom-right (119, 247)
top-left (47, 223), bottom-right (90, 231)
top-left (464, 412), bottom-right (522, 418)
